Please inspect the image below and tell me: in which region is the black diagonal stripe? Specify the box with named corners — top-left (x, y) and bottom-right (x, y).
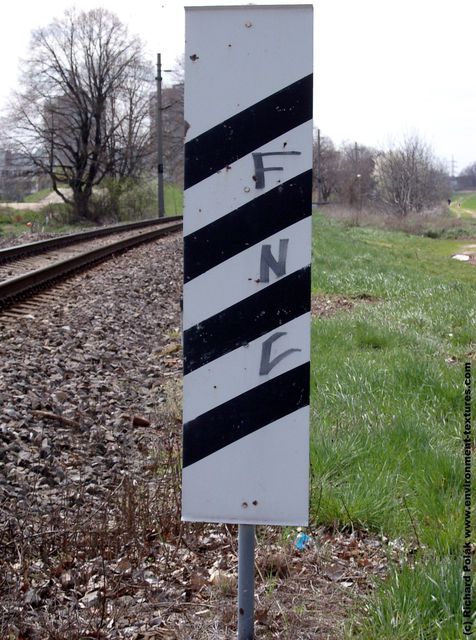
top-left (183, 362), bottom-right (309, 468)
top-left (184, 267), bottom-right (310, 375)
top-left (184, 170), bottom-right (311, 283)
top-left (184, 74), bottom-right (313, 189)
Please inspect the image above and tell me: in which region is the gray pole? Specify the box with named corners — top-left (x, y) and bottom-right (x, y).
top-left (238, 524), bottom-right (255, 640)
top-left (156, 53), bottom-right (165, 218)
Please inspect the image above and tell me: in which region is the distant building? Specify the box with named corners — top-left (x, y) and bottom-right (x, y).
top-left (0, 149), bottom-right (47, 201)
top-left (149, 83), bottom-right (184, 184)
top-left (0, 149), bottom-right (38, 178)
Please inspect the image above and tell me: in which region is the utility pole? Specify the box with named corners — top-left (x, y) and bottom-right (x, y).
top-left (316, 128), bottom-right (323, 204)
top-left (451, 155), bottom-right (457, 178)
top-left (156, 53), bottom-right (165, 218)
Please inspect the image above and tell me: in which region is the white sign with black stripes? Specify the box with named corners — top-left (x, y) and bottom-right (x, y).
top-left (182, 4), bottom-right (313, 526)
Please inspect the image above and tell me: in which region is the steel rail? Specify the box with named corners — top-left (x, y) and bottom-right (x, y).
top-left (0, 216), bottom-right (182, 265)
top-left (0, 220), bottom-right (182, 310)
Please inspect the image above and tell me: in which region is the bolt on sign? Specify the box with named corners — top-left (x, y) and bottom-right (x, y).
top-left (182, 4), bottom-right (313, 526)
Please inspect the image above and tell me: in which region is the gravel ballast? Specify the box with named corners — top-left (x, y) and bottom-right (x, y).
top-left (0, 232), bottom-right (394, 639)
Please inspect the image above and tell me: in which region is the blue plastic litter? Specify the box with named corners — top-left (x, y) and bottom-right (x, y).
top-left (295, 532), bottom-right (312, 550)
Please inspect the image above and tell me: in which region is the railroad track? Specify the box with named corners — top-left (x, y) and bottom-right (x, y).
top-left (0, 216), bottom-right (182, 311)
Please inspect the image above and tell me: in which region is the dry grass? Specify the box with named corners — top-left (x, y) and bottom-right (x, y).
top-left (321, 202), bottom-right (476, 239)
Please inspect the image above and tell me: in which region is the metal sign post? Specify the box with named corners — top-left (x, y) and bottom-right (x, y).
top-left (238, 524), bottom-right (255, 639)
top-left (182, 6), bottom-right (313, 637)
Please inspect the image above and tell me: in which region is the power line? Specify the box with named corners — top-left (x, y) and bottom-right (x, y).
top-left (451, 155), bottom-right (457, 178)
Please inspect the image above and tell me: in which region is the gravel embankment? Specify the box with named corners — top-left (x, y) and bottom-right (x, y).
top-left (1, 234), bottom-right (186, 638)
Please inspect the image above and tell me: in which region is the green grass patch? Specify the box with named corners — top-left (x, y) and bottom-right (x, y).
top-left (451, 191), bottom-right (476, 216)
top-left (164, 183), bottom-right (183, 216)
top-left (23, 188), bottom-right (53, 203)
top-left (114, 180), bottom-right (183, 220)
top-left (327, 203), bottom-right (476, 240)
top-left (310, 211), bottom-right (475, 637)
top-left (0, 207), bottom-right (39, 224)
top-left (346, 555), bottom-right (473, 639)
top-left (0, 180), bottom-right (184, 239)
top-left (0, 202), bottom-right (80, 238)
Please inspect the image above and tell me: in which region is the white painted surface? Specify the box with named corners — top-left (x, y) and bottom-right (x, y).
top-left (184, 5), bottom-right (313, 140)
top-left (183, 121), bottom-right (313, 236)
top-left (183, 218), bottom-right (311, 329)
top-left (183, 5), bottom-right (312, 525)
top-left (182, 407), bottom-right (310, 525)
top-left (183, 312), bottom-right (311, 422)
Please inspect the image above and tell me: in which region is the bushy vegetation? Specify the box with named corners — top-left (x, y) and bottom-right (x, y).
top-left (323, 201), bottom-right (476, 240)
top-left (0, 203), bottom-right (74, 236)
top-left (90, 179), bottom-right (183, 222)
top-left (0, 181), bottom-right (183, 238)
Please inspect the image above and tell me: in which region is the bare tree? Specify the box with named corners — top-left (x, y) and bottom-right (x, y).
top-left (460, 161), bottom-right (476, 177)
top-left (148, 56), bottom-right (184, 186)
top-left (102, 59), bottom-right (154, 217)
top-left (313, 133), bottom-right (340, 202)
top-left (334, 142), bottom-right (376, 208)
top-left (458, 162), bottom-right (476, 189)
top-left (4, 8), bottom-right (152, 221)
top-left (313, 135), bottom-right (377, 207)
top-left (374, 136), bottom-right (449, 216)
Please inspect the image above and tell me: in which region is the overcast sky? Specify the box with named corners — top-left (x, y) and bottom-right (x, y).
top-left (1, 0), bottom-right (474, 173)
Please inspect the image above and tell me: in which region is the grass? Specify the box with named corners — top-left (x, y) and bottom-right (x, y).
top-left (347, 556), bottom-right (475, 639)
top-left (164, 183), bottom-right (184, 216)
top-left (326, 202), bottom-right (476, 240)
top-left (0, 182), bottom-right (183, 238)
top-left (451, 191), bottom-right (476, 217)
top-left (23, 187), bottom-right (53, 203)
top-left (0, 208), bottom-right (46, 237)
top-left (112, 180), bottom-right (183, 221)
top-left (309, 211), bottom-right (475, 637)
top-left (0, 204), bottom-right (78, 237)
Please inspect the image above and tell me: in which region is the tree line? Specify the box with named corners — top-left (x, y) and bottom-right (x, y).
top-left (457, 162), bottom-right (476, 190)
top-left (314, 134), bottom-right (452, 217)
top-left (0, 7), bottom-right (470, 221)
